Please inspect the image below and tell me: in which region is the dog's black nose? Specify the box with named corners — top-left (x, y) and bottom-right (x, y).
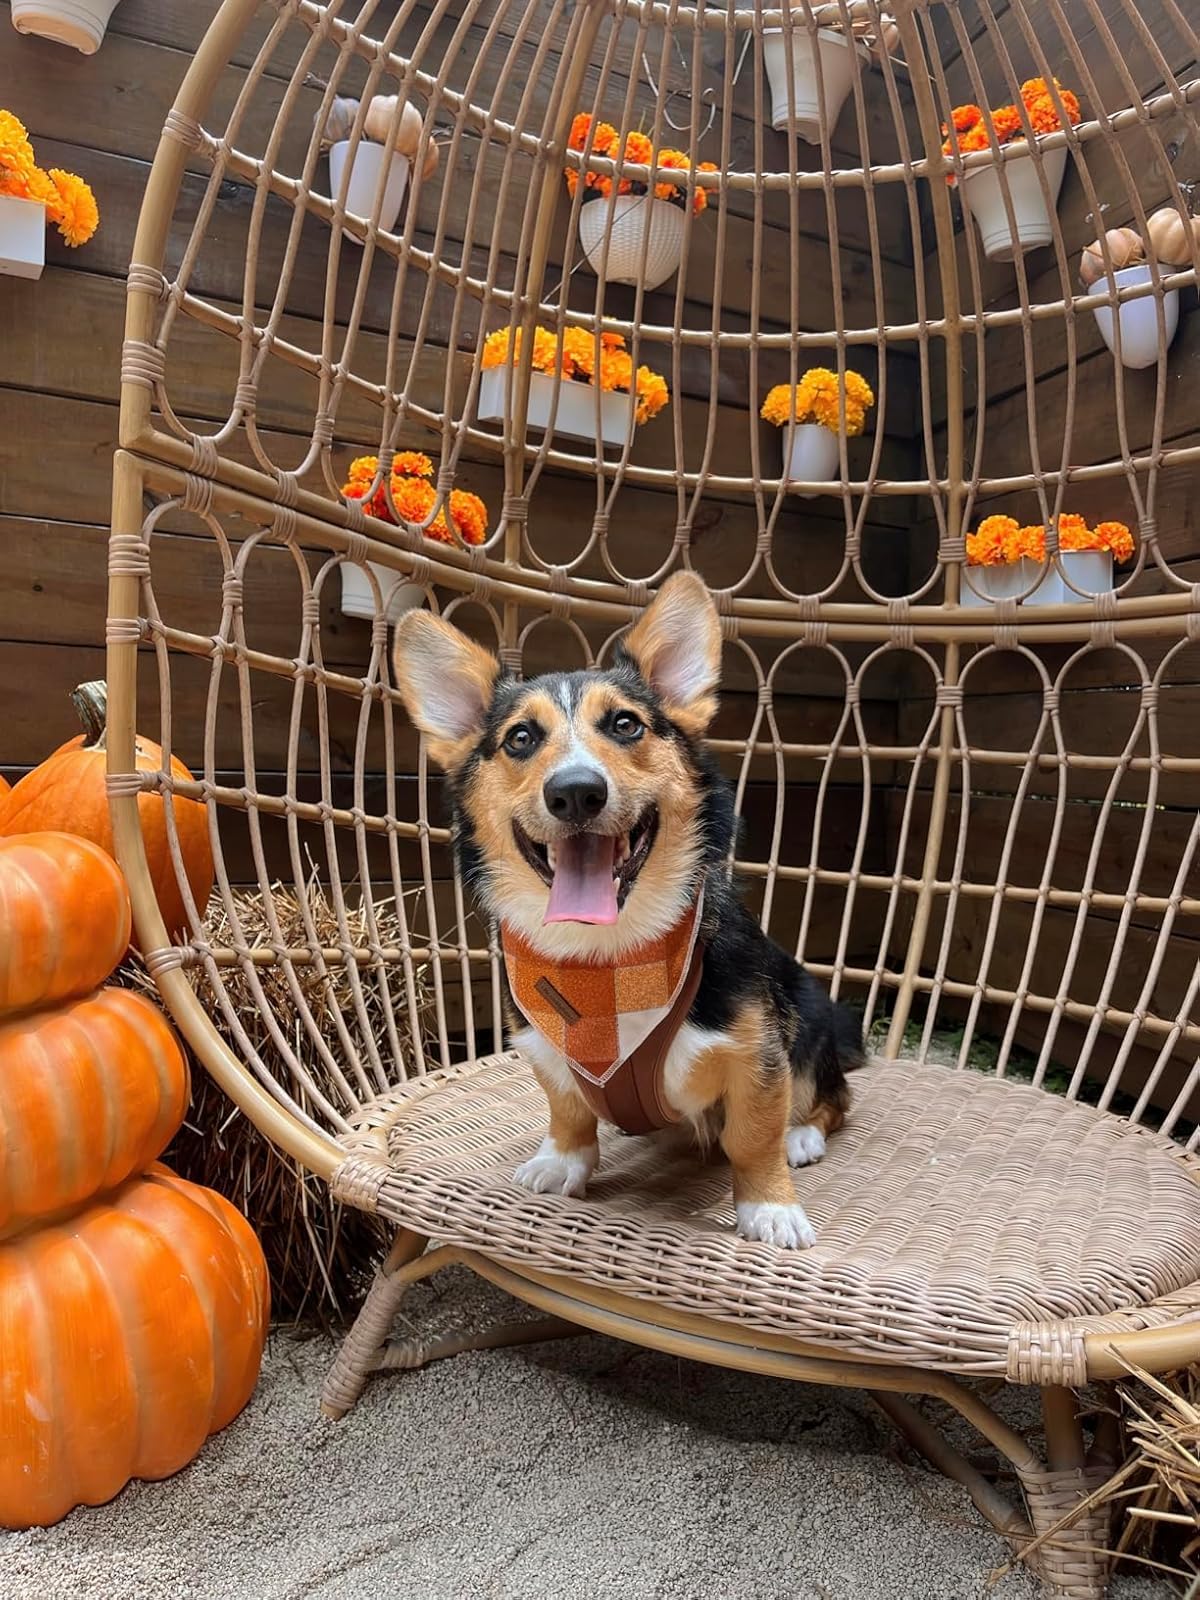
top-left (543, 767), bottom-right (608, 825)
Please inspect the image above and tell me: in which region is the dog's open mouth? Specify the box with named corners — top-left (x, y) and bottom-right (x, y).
top-left (514, 808), bottom-right (659, 926)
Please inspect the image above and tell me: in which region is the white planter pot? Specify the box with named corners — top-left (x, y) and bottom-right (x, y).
top-left (327, 141), bottom-right (410, 241)
top-left (960, 145), bottom-right (1068, 263)
top-left (477, 365), bottom-right (636, 449)
top-left (339, 561), bottom-right (427, 624)
top-left (962, 550), bottom-right (1114, 607)
top-left (782, 423), bottom-right (841, 497)
top-left (1092, 263), bottom-right (1180, 370)
top-left (0, 194), bottom-right (45, 280)
top-left (577, 194), bottom-right (686, 291)
top-left (761, 27), bottom-right (870, 142)
top-left (11, 0), bottom-right (120, 53)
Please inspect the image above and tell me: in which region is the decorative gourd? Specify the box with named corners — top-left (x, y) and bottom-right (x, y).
top-left (0, 1163), bottom-right (269, 1529)
top-left (1078, 225), bottom-right (1145, 286)
top-left (1145, 204), bottom-right (1200, 266)
top-left (1, 681), bottom-right (214, 942)
top-left (0, 987), bottom-right (189, 1238)
top-left (0, 833), bottom-right (131, 1016)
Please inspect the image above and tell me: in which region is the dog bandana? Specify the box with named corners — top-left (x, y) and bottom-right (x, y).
top-left (501, 890), bottom-right (705, 1136)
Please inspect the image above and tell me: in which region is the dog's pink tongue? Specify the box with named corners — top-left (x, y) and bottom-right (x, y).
top-left (544, 833), bottom-right (619, 925)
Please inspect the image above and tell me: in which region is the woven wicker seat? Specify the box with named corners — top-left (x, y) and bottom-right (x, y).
top-left (335, 1053), bottom-right (1200, 1378)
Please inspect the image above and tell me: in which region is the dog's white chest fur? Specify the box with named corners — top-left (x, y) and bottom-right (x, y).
top-left (511, 1020), bottom-right (723, 1121)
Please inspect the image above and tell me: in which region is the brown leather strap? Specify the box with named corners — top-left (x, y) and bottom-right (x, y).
top-left (569, 945), bottom-right (704, 1136)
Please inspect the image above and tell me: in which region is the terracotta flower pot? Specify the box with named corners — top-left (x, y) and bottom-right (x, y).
top-left (477, 366), bottom-right (636, 449)
top-left (577, 195), bottom-right (686, 290)
top-left (761, 27), bottom-right (869, 142)
top-left (10, 0), bottom-right (120, 54)
top-left (960, 145), bottom-right (1068, 262)
top-left (1092, 263), bottom-right (1180, 370)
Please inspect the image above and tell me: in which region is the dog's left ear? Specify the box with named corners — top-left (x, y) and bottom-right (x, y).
top-left (621, 571), bottom-right (721, 737)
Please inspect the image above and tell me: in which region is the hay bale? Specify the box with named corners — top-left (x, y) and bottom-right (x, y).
top-left (120, 878), bottom-right (435, 1324)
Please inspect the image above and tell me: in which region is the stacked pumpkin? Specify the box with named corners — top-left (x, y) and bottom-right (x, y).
top-left (0, 831), bottom-right (268, 1528)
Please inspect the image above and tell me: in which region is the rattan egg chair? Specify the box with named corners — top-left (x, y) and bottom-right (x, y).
top-left (106, 0), bottom-right (1200, 1591)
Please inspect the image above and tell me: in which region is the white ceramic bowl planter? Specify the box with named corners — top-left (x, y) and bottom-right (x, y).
top-left (1092, 264), bottom-right (1180, 369)
top-left (0, 194), bottom-right (46, 280)
top-left (783, 423), bottom-right (841, 497)
top-left (577, 195), bottom-right (686, 291)
top-left (339, 562), bottom-right (426, 624)
top-left (761, 27), bottom-right (869, 142)
top-left (960, 145), bottom-right (1067, 262)
top-left (477, 366), bottom-right (636, 450)
top-left (962, 551), bottom-right (1114, 607)
top-left (11, 0), bottom-right (120, 53)
top-left (327, 140), bottom-right (410, 242)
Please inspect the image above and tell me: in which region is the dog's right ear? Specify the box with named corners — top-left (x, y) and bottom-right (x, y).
top-left (391, 610), bottom-right (500, 770)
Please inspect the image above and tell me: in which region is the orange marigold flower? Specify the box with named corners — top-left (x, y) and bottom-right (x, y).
top-left (601, 331), bottom-right (626, 350)
top-left (446, 488), bottom-right (488, 545)
top-left (634, 365), bottom-right (669, 423)
top-left (345, 455), bottom-right (380, 488)
top-left (592, 121), bottom-right (619, 155)
top-left (946, 103), bottom-right (983, 134)
top-left (568, 113), bottom-right (593, 152)
top-left (1056, 513), bottom-right (1091, 549)
top-left (1013, 524), bottom-right (1048, 561)
top-left (45, 168), bottom-right (98, 247)
top-left (990, 104), bottom-right (1024, 143)
top-left (565, 169), bottom-right (580, 199)
top-left (389, 475), bottom-right (438, 526)
top-left (0, 110), bottom-right (36, 186)
top-left (391, 451), bottom-right (434, 479)
top-left (560, 325), bottom-right (601, 379)
top-left (966, 515), bottom-right (1018, 567)
top-left (598, 347), bottom-right (634, 393)
top-left (621, 130), bottom-right (653, 167)
top-left (761, 369), bottom-right (874, 435)
top-left (1094, 520), bottom-right (1134, 562)
top-left (959, 125), bottom-right (992, 154)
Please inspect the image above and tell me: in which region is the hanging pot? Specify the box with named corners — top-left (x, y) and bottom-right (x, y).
top-left (576, 194), bottom-right (686, 291)
top-left (10, 0), bottom-right (120, 53)
top-left (327, 140), bottom-right (410, 242)
top-left (477, 366), bottom-right (636, 450)
top-left (782, 423), bottom-right (841, 497)
top-left (0, 194), bottom-right (45, 281)
top-left (339, 562), bottom-right (427, 624)
top-left (961, 551), bottom-right (1114, 607)
top-left (760, 27), bottom-right (870, 142)
top-left (959, 145), bottom-right (1068, 263)
top-left (1091, 263), bottom-right (1180, 370)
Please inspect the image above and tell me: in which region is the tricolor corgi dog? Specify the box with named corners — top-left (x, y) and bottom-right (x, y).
top-left (392, 572), bottom-right (861, 1248)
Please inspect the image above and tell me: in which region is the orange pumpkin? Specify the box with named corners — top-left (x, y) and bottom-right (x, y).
top-left (0, 776), bottom-right (9, 798)
top-left (0, 1163), bottom-right (269, 1528)
top-left (0, 833), bottom-right (131, 1017)
top-left (0, 988), bottom-right (189, 1238)
top-left (1, 681), bottom-right (214, 942)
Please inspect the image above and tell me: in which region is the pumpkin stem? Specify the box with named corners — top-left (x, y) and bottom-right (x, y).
top-left (70, 681), bottom-right (109, 751)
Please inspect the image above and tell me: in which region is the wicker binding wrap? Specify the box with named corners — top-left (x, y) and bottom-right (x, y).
top-left (105, 1), bottom-right (1200, 1593)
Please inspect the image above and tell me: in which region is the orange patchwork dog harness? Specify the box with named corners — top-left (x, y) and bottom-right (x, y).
top-left (501, 892), bottom-right (705, 1136)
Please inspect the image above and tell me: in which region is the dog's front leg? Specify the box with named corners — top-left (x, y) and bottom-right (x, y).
top-left (722, 1058), bottom-right (816, 1250)
top-left (512, 1042), bottom-right (600, 1198)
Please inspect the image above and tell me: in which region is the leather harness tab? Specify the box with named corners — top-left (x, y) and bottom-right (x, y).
top-left (534, 977), bottom-right (581, 1024)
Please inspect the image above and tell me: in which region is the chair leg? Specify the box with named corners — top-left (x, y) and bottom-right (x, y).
top-left (1010, 1387), bottom-right (1112, 1600)
top-left (320, 1230), bottom-right (429, 1420)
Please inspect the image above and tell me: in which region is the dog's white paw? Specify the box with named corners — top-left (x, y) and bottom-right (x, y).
top-left (736, 1200), bottom-right (817, 1250)
top-left (513, 1138), bottom-right (598, 1199)
top-left (786, 1124), bottom-right (827, 1168)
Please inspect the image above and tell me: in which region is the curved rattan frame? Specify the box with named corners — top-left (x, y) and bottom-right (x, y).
top-left (105, 1), bottom-right (1200, 1591)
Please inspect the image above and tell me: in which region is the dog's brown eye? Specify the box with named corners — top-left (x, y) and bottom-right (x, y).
top-left (612, 712), bottom-right (644, 741)
top-left (503, 722), bottom-right (540, 758)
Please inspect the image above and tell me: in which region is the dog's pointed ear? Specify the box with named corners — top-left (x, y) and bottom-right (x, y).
top-left (620, 572), bottom-right (721, 737)
top-left (392, 610), bottom-right (500, 769)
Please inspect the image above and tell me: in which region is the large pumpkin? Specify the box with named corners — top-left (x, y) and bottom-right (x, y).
top-left (0, 987), bottom-right (189, 1238)
top-left (0, 833), bottom-right (131, 1016)
top-left (0, 681), bottom-right (214, 942)
top-left (0, 1163), bottom-right (269, 1528)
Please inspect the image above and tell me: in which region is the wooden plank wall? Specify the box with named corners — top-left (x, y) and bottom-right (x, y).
top-left (901, 0), bottom-right (1200, 1077)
